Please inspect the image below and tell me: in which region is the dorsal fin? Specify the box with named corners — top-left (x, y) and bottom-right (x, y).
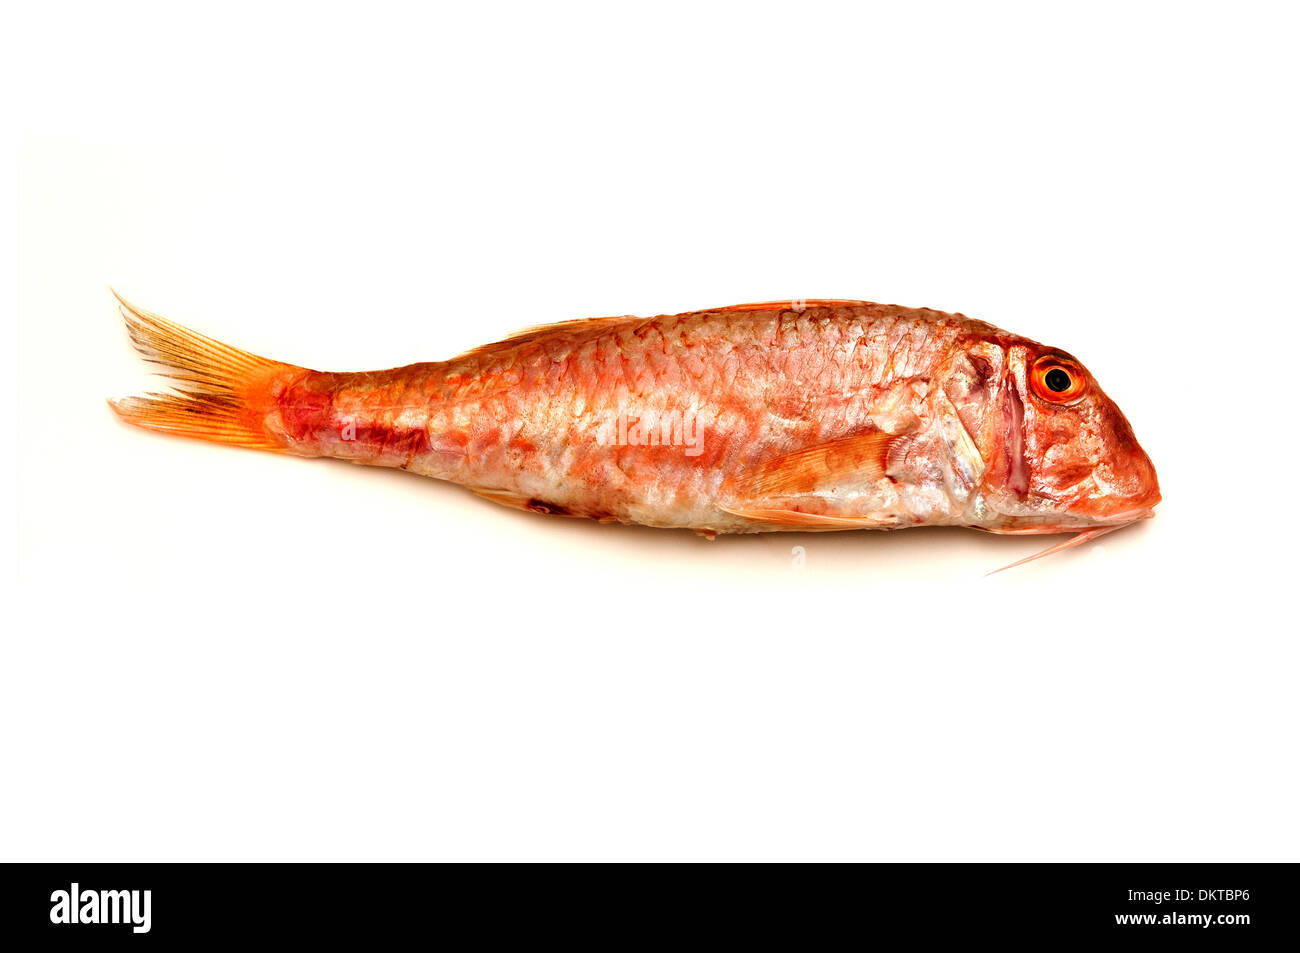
top-left (705, 299), bottom-right (869, 313)
top-left (452, 313), bottom-right (647, 361)
top-left (452, 301), bottom-right (875, 362)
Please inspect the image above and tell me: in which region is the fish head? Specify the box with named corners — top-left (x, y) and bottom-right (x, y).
top-left (945, 337), bottom-right (1160, 532)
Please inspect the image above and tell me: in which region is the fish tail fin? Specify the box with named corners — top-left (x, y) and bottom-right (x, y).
top-left (108, 290), bottom-right (298, 452)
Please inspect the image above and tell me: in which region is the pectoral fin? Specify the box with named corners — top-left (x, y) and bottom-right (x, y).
top-left (725, 430), bottom-right (900, 498)
top-left (718, 430), bottom-right (907, 530)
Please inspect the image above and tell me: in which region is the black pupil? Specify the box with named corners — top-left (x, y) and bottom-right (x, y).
top-left (1044, 367), bottom-right (1072, 393)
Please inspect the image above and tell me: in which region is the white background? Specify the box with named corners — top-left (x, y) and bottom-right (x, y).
top-left (8, 2), bottom-right (1298, 860)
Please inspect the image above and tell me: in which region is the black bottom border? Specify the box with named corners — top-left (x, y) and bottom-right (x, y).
top-left (0, 862), bottom-right (1291, 944)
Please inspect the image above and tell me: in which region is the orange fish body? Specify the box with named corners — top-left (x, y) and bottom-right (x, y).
top-left (111, 296), bottom-right (1160, 559)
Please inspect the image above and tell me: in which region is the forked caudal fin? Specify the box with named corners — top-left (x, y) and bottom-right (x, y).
top-left (107, 290), bottom-right (298, 452)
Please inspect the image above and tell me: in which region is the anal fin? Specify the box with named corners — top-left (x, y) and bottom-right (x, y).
top-left (468, 487), bottom-right (577, 517)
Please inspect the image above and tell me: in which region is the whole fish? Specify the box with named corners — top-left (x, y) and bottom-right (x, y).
top-left (109, 294), bottom-right (1159, 568)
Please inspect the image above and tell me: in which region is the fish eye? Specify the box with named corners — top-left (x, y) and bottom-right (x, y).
top-left (1030, 355), bottom-right (1086, 403)
top-left (1045, 367), bottom-right (1072, 392)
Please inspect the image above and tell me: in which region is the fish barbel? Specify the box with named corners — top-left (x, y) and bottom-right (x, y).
top-left (109, 295), bottom-right (1160, 566)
